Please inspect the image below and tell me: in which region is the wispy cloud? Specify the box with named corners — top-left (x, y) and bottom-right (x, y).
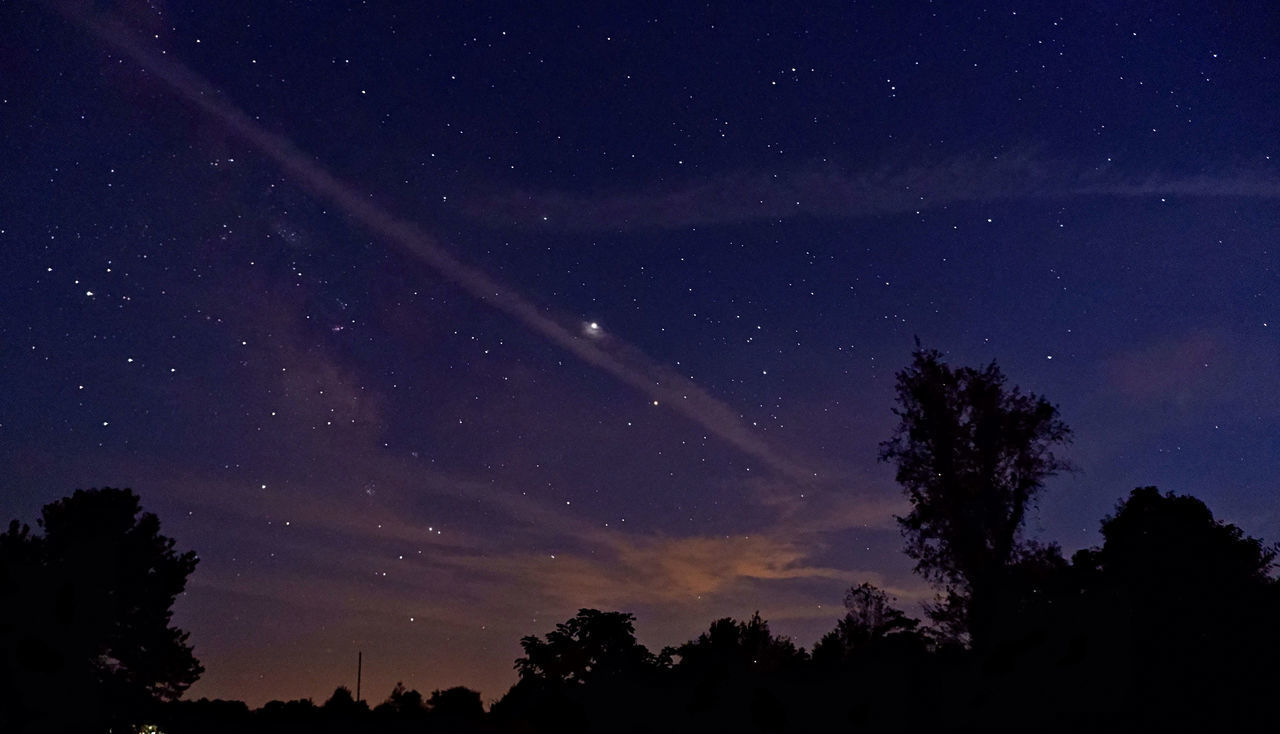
top-left (446, 531), bottom-right (847, 611)
top-left (1101, 327), bottom-right (1280, 418)
top-left (1104, 330), bottom-right (1224, 404)
top-left (463, 155), bottom-right (1280, 232)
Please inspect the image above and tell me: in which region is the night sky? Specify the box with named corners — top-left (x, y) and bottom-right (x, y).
top-left (4, 0), bottom-right (1279, 708)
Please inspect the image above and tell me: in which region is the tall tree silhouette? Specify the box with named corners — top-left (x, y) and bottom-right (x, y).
top-left (879, 346), bottom-right (1072, 647)
top-left (0, 488), bottom-right (202, 732)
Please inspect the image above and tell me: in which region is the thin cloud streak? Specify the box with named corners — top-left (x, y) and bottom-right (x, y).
top-left (465, 153), bottom-right (1055, 230)
top-left (464, 156), bottom-right (1280, 232)
top-left (53, 2), bottom-right (819, 490)
top-left (1078, 173), bottom-right (1280, 199)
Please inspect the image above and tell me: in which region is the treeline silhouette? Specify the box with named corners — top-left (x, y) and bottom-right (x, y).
top-left (4, 347), bottom-right (1279, 732)
top-left (158, 683), bottom-right (486, 734)
top-left (148, 499), bottom-right (1280, 733)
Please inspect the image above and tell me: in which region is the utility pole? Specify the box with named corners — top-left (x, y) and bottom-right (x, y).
top-left (356, 651), bottom-right (362, 703)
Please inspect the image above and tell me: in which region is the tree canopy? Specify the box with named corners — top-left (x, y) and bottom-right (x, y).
top-left (1083, 485), bottom-right (1277, 590)
top-left (514, 608), bottom-right (657, 685)
top-left (811, 583), bottom-right (925, 666)
top-left (1073, 487), bottom-right (1278, 664)
top-left (671, 612), bottom-right (806, 677)
top-left (879, 345), bottom-right (1072, 645)
top-left (0, 487), bottom-right (202, 732)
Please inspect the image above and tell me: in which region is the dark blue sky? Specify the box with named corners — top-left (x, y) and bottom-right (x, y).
top-left (3, 0), bottom-right (1278, 706)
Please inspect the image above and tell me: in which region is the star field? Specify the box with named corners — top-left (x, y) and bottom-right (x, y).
top-left (2, 0), bottom-right (1278, 707)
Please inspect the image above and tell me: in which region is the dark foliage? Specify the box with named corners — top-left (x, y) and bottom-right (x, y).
top-left (373, 681), bottom-right (427, 719)
top-left (0, 488), bottom-right (202, 733)
top-left (161, 683), bottom-right (490, 734)
top-left (664, 613), bottom-right (809, 733)
top-left (671, 612), bottom-right (807, 677)
top-left (428, 685), bottom-right (486, 728)
top-left (811, 583), bottom-right (928, 667)
top-left (879, 345), bottom-right (1073, 646)
top-left (514, 608), bottom-right (658, 685)
top-left (1059, 487), bottom-right (1280, 729)
top-left (493, 608), bottom-right (667, 734)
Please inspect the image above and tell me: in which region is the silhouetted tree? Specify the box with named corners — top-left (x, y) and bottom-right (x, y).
top-left (428, 686), bottom-right (485, 728)
top-left (0, 488), bottom-right (202, 732)
top-left (318, 685), bottom-right (368, 733)
top-left (158, 697), bottom-right (252, 734)
top-left (497, 609), bottom-right (661, 734)
top-left (369, 681), bottom-right (430, 733)
top-left (812, 583), bottom-right (924, 666)
top-left (1065, 487), bottom-right (1280, 728)
top-left (1081, 486), bottom-right (1276, 592)
top-left (672, 613), bottom-right (806, 677)
top-left (514, 608), bottom-right (657, 685)
top-left (374, 680), bottom-right (426, 716)
top-left (879, 346), bottom-right (1072, 647)
top-left (255, 697), bottom-right (320, 733)
top-left (321, 685), bottom-right (364, 712)
top-left (666, 614), bottom-right (807, 733)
